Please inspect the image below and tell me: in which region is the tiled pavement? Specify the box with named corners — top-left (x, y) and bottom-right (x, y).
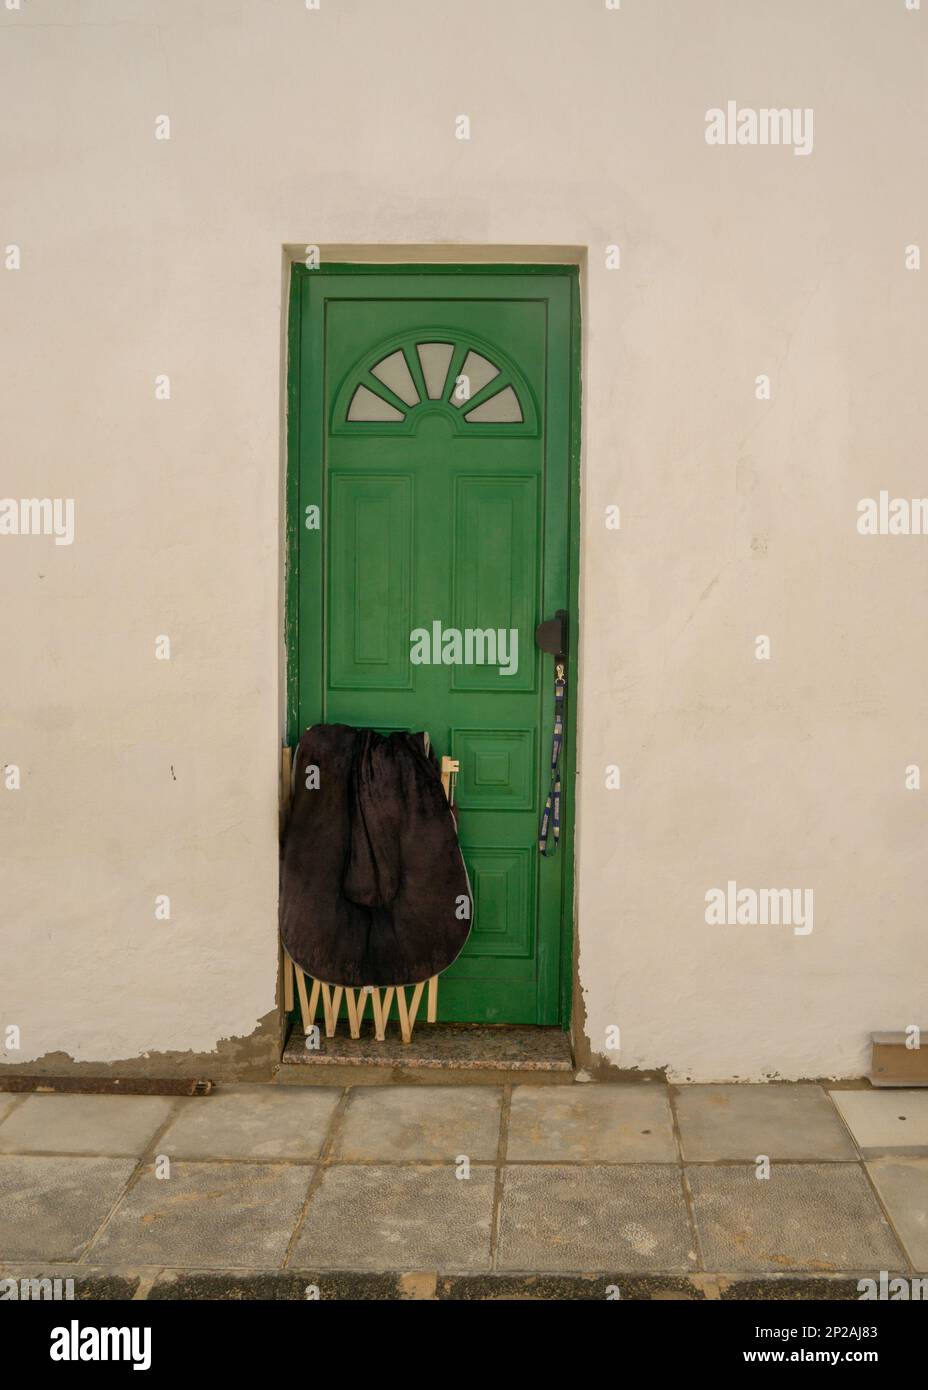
top-left (0, 1082), bottom-right (926, 1299)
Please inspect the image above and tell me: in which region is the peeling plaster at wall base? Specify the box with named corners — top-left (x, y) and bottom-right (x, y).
top-left (0, 1011), bottom-right (279, 1083)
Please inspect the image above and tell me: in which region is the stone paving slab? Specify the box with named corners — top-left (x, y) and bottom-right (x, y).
top-left (0, 1156), bottom-right (136, 1261)
top-left (830, 1090), bottom-right (928, 1156)
top-left (497, 1164), bottom-right (695, 1273)
top-left (686, 1163), bottom-right (904, 1272)
top-left (0, 1094), bottom-right (177, 1157)
top-left (291, 1163), bottom-right (495, 1271)
top-left (334, 1085), bottom-right (501, 1161)
top-left (507, 1084), bottom-right (676, 1162)
top-left (159, 1086), bottom-right (341, 1160)
top-left (91, 1161), bottom-right (312, 1268)
top-left (0, 1095), bottom-right (22, 1126)
top-left (1, 1082), bottom-right (924, 1287)
top-left (866, 1158), bottom-right (928, 1271)
top-left (673, 1085), bottom-right (857, 1161)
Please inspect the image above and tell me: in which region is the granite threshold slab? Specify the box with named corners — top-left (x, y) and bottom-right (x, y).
top-left (280, 1023), bottom-right (573, 1073)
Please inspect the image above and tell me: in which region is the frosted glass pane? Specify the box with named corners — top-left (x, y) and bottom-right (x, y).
top-left (347, 385), bottom-right (404, 422)
top-left (450, 350), bottom-right (499, 406)
top-left (370, 350), bottom-right (419, 407)
top-left (464, 385), bottom-right (523, 423)
top-left (417, 342), bottom-right (454, 399)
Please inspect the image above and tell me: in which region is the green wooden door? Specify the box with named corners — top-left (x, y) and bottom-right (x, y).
top-left (288, 265), bottom-right (578, 1025)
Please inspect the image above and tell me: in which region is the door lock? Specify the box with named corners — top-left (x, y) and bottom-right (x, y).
top-left (534, 609), bottom-right (567, 662)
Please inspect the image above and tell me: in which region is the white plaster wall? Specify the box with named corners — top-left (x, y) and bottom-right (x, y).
top-left (1, 0), bottom-right (925, 1077)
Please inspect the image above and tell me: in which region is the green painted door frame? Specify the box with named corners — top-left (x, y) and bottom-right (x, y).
top-left (286, 262), bottom-right (580, 1028)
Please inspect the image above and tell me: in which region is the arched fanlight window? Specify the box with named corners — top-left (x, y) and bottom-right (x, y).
top-left (337, 332), bottom-right (536, 434)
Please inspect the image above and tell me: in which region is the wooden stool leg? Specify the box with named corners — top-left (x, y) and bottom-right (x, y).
top-left (345, 988), bottom-right (360, 1039)
top-left (321, 984), bottom-right (343, 1037)
top-left (371, 988), bottom-right (385, 1041)
top-left (406, 981), bottom-right (425, 1042)
top-left (427, 975), bottom-right (438, 1023)
top-left (294, 966), bottom-right (321, 1036)
top-left (294, 965), bottom-right (311, 1033)
top-left (396, 986), bottom-right (412, 1044)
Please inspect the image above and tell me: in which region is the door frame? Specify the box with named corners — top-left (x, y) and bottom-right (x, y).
top-left (285, 261), bottom-right (581, 1028)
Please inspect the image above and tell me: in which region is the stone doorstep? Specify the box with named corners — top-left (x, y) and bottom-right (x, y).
top-left (0, 1266), bottom-right (888, 1301)
top-left (280, 1022), bottom-right (574, 1075)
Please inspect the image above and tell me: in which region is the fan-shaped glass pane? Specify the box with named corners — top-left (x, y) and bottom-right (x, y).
top-left (450, 351), bottom-right (499, 406)
top-left (416, 342), bottom-right (454, 399)
top-left (347, 385), bottom-right (404, 422)
top-left (370, 350), bottom-right (419, 407)
top-left (464, 384), bottom-right (523, 423)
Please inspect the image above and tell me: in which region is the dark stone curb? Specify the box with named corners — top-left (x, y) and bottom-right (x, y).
top-left (436, 1274), bottom-right (705, 1300)
top-left (718, 1277), bottom-right (868, 1301)
top-left (150, 1271), bottom-right (404, 1301)
top-left (0, 1268), bottom-right (878, 1301)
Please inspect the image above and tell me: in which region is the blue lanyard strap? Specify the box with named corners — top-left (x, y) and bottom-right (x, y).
top-left (539, 663), bottom-right (566, 856)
